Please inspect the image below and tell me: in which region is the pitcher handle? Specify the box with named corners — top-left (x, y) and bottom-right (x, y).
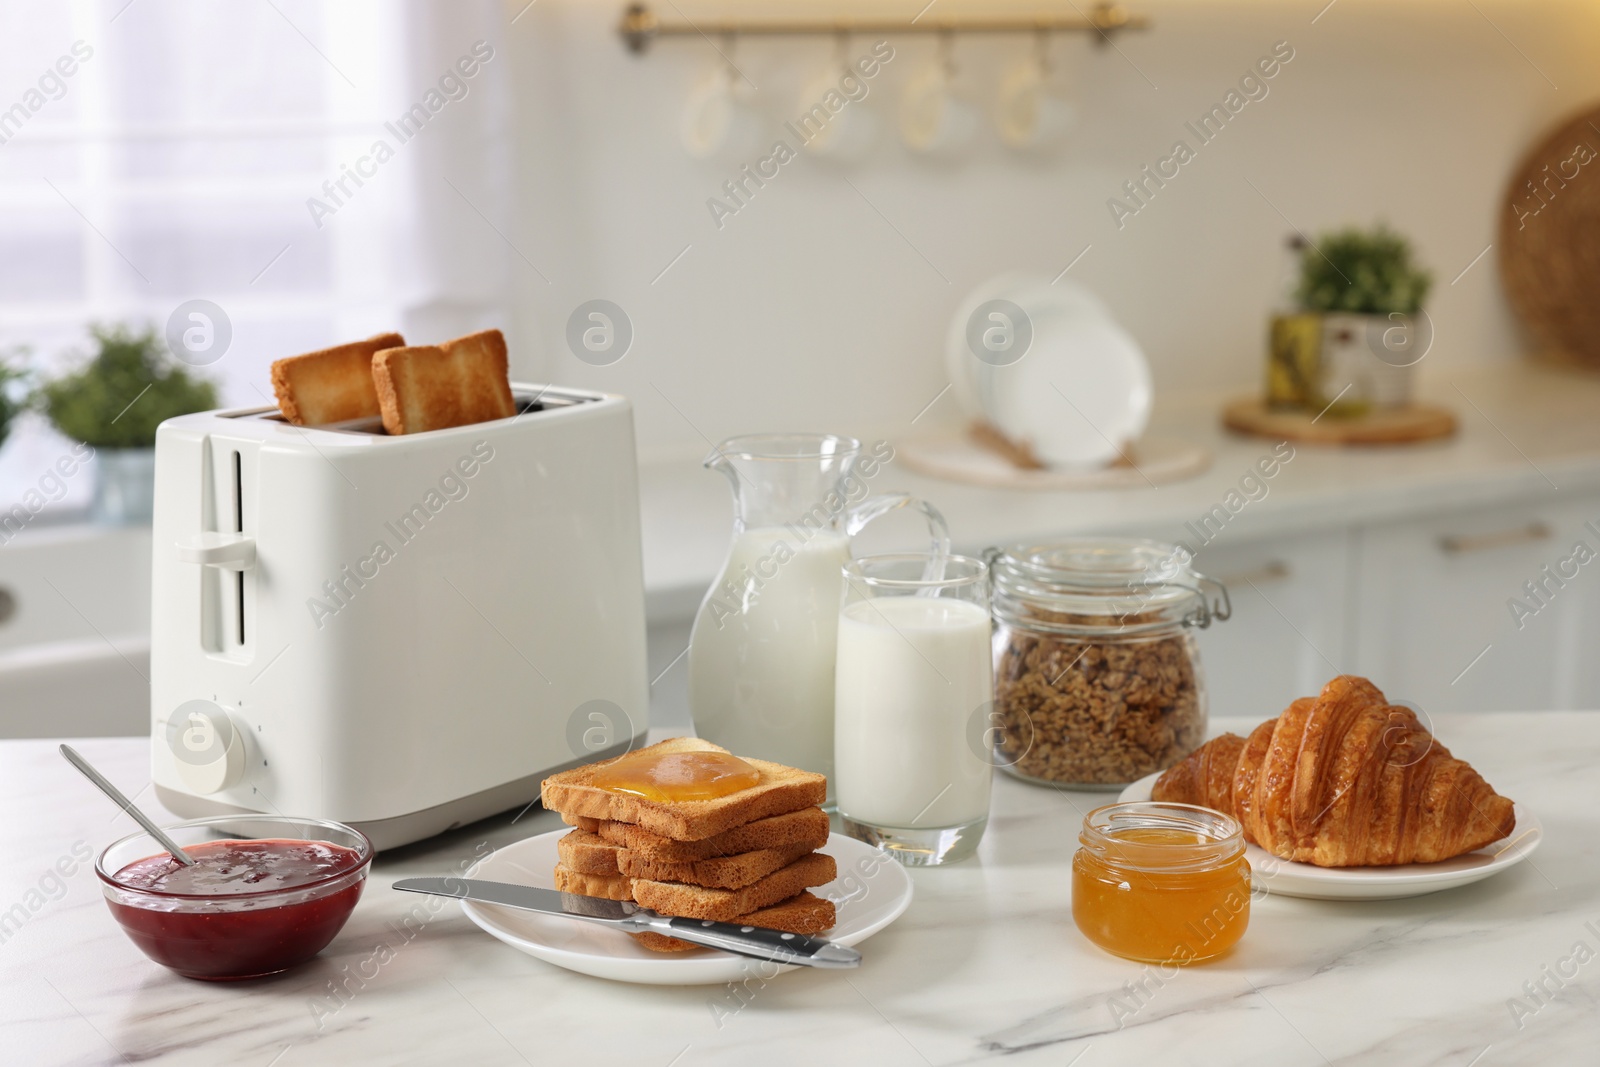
top-left (842, 493), bottom-right (952, 561)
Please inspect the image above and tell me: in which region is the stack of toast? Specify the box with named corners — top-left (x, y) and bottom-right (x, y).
top-left (270, 328), bottom-right (515, 435)
top-left (540, 738), bottom-right (839, 952)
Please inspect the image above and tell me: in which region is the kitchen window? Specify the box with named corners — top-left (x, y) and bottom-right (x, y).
top-left (0, 0), bottom-right (511, 516)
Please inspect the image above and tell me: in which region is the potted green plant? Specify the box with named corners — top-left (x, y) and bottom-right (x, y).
top-left (39, 324), bottom-right (217, 524)
top-left (1267, 225), bottom-right (1433, 414)
top-left (0, 350), bottom-right (25, 450)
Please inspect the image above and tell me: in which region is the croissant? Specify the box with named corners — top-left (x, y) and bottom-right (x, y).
top-left (1153, 675), bottom-right (1516, 867)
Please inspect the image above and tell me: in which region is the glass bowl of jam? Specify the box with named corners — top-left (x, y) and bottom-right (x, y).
top-left (1072, 801), bottom-right (1251, 965)
top-left (95, 815), bottom-right (372, 981)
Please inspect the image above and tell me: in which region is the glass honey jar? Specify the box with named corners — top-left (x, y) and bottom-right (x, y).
top-left (1072, 802), bottom-right (1251, 964)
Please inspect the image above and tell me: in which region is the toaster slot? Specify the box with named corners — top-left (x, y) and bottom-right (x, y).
top-left (199, 444), bottom-right (223, 653)
top-left (230, 388), bottom-right (592, 434)
top-left (233, 450), bottom-right (245, 647)
top-left (199, 442), bottom-right (252, 658)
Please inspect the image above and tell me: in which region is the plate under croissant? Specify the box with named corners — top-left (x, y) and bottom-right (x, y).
top-left (1120, 773), bottom-right (1543, 900)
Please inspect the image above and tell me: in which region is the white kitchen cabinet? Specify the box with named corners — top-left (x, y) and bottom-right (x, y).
top-left (652, 497), bottom-right (1600, 738)
top-left (646, 616), bottom-right (695, 733)
top-left (1559, 512), bottom-right (1600, 710)
top-left (1189, 530), bottom-right (1354, 722)
top-left (0, 526), bottom-right (151, 738)
top-left (1352, 493), bottom-right (1600, 714)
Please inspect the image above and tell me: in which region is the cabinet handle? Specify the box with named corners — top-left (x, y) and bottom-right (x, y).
top-left (1438, 523), bottom-right (1551, 555)
top-left (1215, 561), bottom-right (1291, 587)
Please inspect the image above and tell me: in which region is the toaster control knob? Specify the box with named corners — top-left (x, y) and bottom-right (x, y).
top-left (164, 699), bottom-right (247, 795)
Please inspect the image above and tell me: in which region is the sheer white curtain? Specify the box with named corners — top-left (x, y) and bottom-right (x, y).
top-left (0, 0), bottom-right (512, 513)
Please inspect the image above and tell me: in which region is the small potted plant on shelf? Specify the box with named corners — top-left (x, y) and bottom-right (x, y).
top-left (1267, 224), bottom-right (1433, 417)
top-left (39, 324), bottom-right (217, 524)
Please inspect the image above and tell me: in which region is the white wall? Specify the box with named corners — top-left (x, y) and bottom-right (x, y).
top-left (506, 0), bottom-right (1600, 459)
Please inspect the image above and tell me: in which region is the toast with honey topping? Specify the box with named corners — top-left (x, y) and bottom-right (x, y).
top-left (540, 738), bottom-right (827, 842)
top-left (561, 806), bottom-right (831, 862)
top-left (372, 329), bottom-right (515, 435)
top-left (556, 828), bottom-right (817, 890)
top-left (271, 332), bottom-right (404, 425)
top-left (546, 738), bottom-right (839, 952)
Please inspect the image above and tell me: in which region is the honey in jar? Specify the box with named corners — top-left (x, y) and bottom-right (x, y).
top-left (590, 749), bottom-right (761, 802)
top-left (1072, 802), bottom-right (1251, 964)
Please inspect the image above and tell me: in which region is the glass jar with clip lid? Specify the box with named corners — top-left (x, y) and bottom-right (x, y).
top-left (985, 538), bottom-right (1231, 789)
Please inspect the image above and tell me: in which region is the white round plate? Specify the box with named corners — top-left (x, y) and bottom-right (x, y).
top-left (985, 303), bottom-right (1151, 469)
top-left (945, 274), bottom-right (1151, 469)
top-left (945, 273), bottom-right (1109, 422)
top-left (459, 830), bottom-right (913, 985)
top-left (1118, 772), bottom-right (1543, 900)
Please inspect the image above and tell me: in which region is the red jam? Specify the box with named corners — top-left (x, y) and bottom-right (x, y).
top-left (108, 839), bottom-right (366, 980)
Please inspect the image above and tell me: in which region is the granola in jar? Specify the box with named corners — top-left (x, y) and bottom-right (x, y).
top-left (987, 540), bottom-right (1229, 789)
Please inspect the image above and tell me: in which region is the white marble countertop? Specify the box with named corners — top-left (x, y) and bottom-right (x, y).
top-left (641, 362), bottom-right (1600, 618)
top-left (4, 713), bottom-right (1594, 1066)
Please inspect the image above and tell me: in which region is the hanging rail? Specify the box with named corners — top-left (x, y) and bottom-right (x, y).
top-left (617, 2), bottom-right (1150, 53)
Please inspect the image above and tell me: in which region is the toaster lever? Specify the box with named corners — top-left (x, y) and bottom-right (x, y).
top-left (176, 532), bottom-right (256, 571)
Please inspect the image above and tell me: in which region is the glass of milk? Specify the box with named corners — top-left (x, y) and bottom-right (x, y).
top-left (835, 553), bottom-right (994, 865)
top-left (687, 435), bottom-right (949, 808)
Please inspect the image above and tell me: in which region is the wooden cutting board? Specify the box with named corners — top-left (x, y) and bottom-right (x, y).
top-left (1222, 397), bottom-right (1457, 445)
top-left (1500, 103), bottom-right (1600, 368)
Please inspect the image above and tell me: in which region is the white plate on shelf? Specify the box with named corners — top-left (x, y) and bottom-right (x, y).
top-left (1119, 772), bottom-right (1544, 901)
top-left (945, 274), bottom-right (1109, 422)
top-left (458, 829), bottom-right (913, 985)
top-left (983, 304), bottom-right (1151, 469)
top-left (945, 274), bottom-right (1151, 469)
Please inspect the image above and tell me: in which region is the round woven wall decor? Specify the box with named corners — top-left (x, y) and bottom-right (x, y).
top-left (1500, 104), bottom-right (1600, 369)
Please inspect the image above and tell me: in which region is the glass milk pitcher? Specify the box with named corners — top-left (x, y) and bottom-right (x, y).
top-left (687, 434), bottom-right (949, 794)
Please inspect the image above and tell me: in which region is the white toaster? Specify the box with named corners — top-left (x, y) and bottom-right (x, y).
top-left (149, 385), bottom-right (649, 849)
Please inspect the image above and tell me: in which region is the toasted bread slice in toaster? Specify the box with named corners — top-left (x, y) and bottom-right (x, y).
top-left (540, 738), bottom-right (828, 842)
top-left (371, 329), bottom-right (516, 435)
top-left (270, 332), bottom-right (404, 426)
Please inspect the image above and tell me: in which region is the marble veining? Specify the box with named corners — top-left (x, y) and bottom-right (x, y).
top-left (3, 714), bottom-right (1596, 1066)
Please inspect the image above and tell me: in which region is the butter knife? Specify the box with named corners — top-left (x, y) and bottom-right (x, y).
top-left (392, 876), bottom-right (861, 968)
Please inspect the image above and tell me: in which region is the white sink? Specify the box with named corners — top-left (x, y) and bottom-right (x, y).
top-left (0, 525), bottom-right (150, 738)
